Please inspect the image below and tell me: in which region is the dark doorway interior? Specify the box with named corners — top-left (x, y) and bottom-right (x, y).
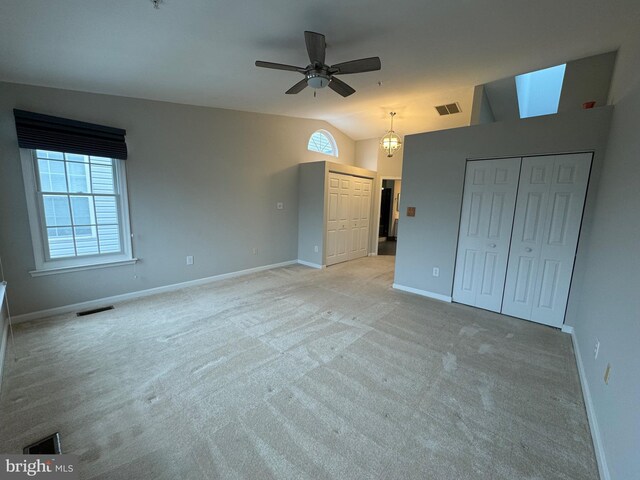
top-left (378, 179), bottom-right (397, 256)
top-left (379, 187), bottom-right (392, 237)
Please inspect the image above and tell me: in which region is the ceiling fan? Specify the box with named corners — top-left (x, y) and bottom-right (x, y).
top-left (255, 31), bottom-right (381, 97)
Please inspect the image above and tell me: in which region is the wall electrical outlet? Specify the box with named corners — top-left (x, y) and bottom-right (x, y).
top-left (433, 267), bottom-right (440, 277)
top-left (186, 255), bottom-right (194, 265)
top-left (314, 245), bottom-right (319, 253)
top-left (276, 202), bottom-right (284, 210)
top-left (594, 339), bottom-right (600, 359)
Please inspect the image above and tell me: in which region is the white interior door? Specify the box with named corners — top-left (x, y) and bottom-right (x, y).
top-left (453, 158), bottom-right (521, 312)
top-left (349, 177), bottom-right (372, 260)
top-left (326, 173), bottom-right (350, 266)
top-left (502, 153), bottom-right (592, 327)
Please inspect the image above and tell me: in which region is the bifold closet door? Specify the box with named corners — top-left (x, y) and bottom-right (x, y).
top-left (452, 158), bottom-right (521, 312)
top-left (326, 173), bottom-right (372, 266)
top-left (348, 177), bottom-right (372, 260)
top-left (326, 173), bottom-right (350, 266)
top-left (502, 153), bottom-right (592, 327)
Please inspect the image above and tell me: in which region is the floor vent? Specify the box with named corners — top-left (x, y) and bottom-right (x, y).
top-left (435, 102), bottom-right (461, 115)
top-left (23, 432), bottom-right (62, 454)
top-left (76, 305), bottom-right (114, 317)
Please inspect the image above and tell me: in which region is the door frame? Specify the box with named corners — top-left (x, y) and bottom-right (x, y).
top-left (372, 175), bottom-right (402, 255)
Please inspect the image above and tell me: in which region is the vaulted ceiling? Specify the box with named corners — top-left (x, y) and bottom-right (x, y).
top-left (1, 0), bottom-right (638, 140)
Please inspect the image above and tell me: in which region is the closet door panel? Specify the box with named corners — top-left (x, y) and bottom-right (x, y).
top-left (326, 173), bottom-right (351, 265)
top-left (530, 153), bottom-right (592, 326)
top-left (502, 157), bottom-right (553, 319)
top-left (502, 153), bottom-right (591, 326)
top-left (453, 158), bottom-right (521, 312)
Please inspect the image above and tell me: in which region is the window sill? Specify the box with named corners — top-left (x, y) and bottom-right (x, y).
top-left (29, 258), bottom-right (138, 277)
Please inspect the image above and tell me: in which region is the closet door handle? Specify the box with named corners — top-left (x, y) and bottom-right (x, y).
top-left (489, 243), bottom-right (496, 248)
top-left (525, 247), bottom-right (533, 252)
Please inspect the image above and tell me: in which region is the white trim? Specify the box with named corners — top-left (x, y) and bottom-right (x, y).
top-left (566, 326), bottom-right (610, 480)
top-left (12, 260), bottom-right (298, 324)
top-left (392, 283), bottom-right (452, 303)
top-left (0, 282), bottom-right (9, 395)
top-left (20, 150), bottom-right (134, 273)
top-left (297, 260), bottom-right (324, 269)
top-left (560, 324), bottom-right (574, 335)
top-left (29, 258), bottom-right (139, 277)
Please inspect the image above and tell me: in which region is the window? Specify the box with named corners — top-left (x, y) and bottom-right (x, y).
top-left (21, 149), bottom-right (134, 275)
top-left (516, 63), bottom-right (566, 119)
top-left (307, 130), bottom-right (338, 157)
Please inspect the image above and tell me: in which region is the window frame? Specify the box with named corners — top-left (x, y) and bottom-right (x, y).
top-left (20, 149), bottom-right (136, 276)
top-left (307, 130), bottom-right (339, 157)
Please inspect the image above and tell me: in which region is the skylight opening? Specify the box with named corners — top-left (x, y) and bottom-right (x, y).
top-left (516, 64), bottom-right (566, 119)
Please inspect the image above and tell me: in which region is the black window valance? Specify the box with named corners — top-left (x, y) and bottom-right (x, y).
top-left (13, 109), bottom-right (128, 160)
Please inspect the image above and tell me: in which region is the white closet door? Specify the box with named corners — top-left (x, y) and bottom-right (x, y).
top-left (502, 153), bottom-right (592, 327)
top-left (326, 173), bottom-right (350, 266)
top-left (349, 178), bottom-right (363, 259)
top-left (349, 177), bottom-right (372, 260)
top-left (453, 158), bottom-right (521, 312)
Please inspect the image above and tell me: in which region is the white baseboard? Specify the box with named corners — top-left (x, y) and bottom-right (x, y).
top-left (297, 260), bottom-right (324, 269)
top-left (392, 283), bottom-right (452, 303)
top-left (0, 285), bottom-right (9, 395)
top-left (566, 326), bottom-right (610, 480)
top-left (12, 260), bottom-right (298, 324)
top-left (560, 324), bottom-right (574, 335)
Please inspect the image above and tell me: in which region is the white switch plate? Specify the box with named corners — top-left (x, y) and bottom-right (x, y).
top-left (186, 255), bottom-right (194, 265)
top-left (252, 248), bottom-right (258, 255)
top-left (433, 267), bottom-right (440, 277)
top-left (276, 202), bottom-right (284, 210)
top-left (314, 245), bottom-right (319, 253)
top-left (594, 339), bottom-right (600, 359)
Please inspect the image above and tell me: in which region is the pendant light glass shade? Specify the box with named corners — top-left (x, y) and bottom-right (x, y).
top-left (380, 112), bottom-right (402, 157)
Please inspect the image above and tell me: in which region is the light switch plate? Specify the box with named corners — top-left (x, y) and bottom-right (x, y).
top-left (276, 202), bottom-right (284, 210)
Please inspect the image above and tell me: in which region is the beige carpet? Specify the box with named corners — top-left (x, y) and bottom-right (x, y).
top-left (0, 257), bottom-right (598, 479)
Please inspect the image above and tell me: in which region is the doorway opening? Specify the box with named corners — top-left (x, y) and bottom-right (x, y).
top-left (377, 178), bottom-right (401, 256)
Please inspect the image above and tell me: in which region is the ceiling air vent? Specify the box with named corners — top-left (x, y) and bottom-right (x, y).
top-left (435, 103), bottom-right (461, 116)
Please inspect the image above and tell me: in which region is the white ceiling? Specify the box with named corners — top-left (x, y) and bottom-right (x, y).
top-left (1, 0), bottom-right (638, 140)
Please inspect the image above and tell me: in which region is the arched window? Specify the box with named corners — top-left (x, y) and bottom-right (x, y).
top-left (307, 130), bottom-right (338, 157)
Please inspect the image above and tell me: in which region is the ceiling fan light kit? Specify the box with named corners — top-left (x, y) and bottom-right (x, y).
top-left (255, 31), bottom-right (381, 97)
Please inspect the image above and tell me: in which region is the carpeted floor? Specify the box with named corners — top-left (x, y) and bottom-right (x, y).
top-left (0, 256), bottom-right (598, 479)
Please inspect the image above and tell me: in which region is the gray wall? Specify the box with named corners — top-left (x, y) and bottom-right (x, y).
top-left (297, 161), bottom-right (325, 266)
top-left (558, 51), bottom-right (616, 113)
top-left (395, 106), bottom-right (613, 299)
top-left (470, 85), bottom-right (495, 125)
top-left (0, 82), bottom-right (355, 315)
top-left (565, 60), bottom-right (640, 479)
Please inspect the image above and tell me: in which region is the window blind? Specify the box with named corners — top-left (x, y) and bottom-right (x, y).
top-left (13, 109), bottom-right (128, 160)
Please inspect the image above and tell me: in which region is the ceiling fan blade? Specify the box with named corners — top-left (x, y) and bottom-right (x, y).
top-left (331, 57), bottom-right (381, 75)
top-left (328, 77), bottom-right (356, 97)
top-left (255, 61), bottom-right (305, 73)
top-left (285, 78), bottom-right (308, 94)
top-left (304, 31), bottom-right (326, 65)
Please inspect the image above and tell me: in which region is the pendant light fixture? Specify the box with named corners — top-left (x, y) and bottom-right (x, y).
top-left (380, 112), bottom-right (402, 157)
